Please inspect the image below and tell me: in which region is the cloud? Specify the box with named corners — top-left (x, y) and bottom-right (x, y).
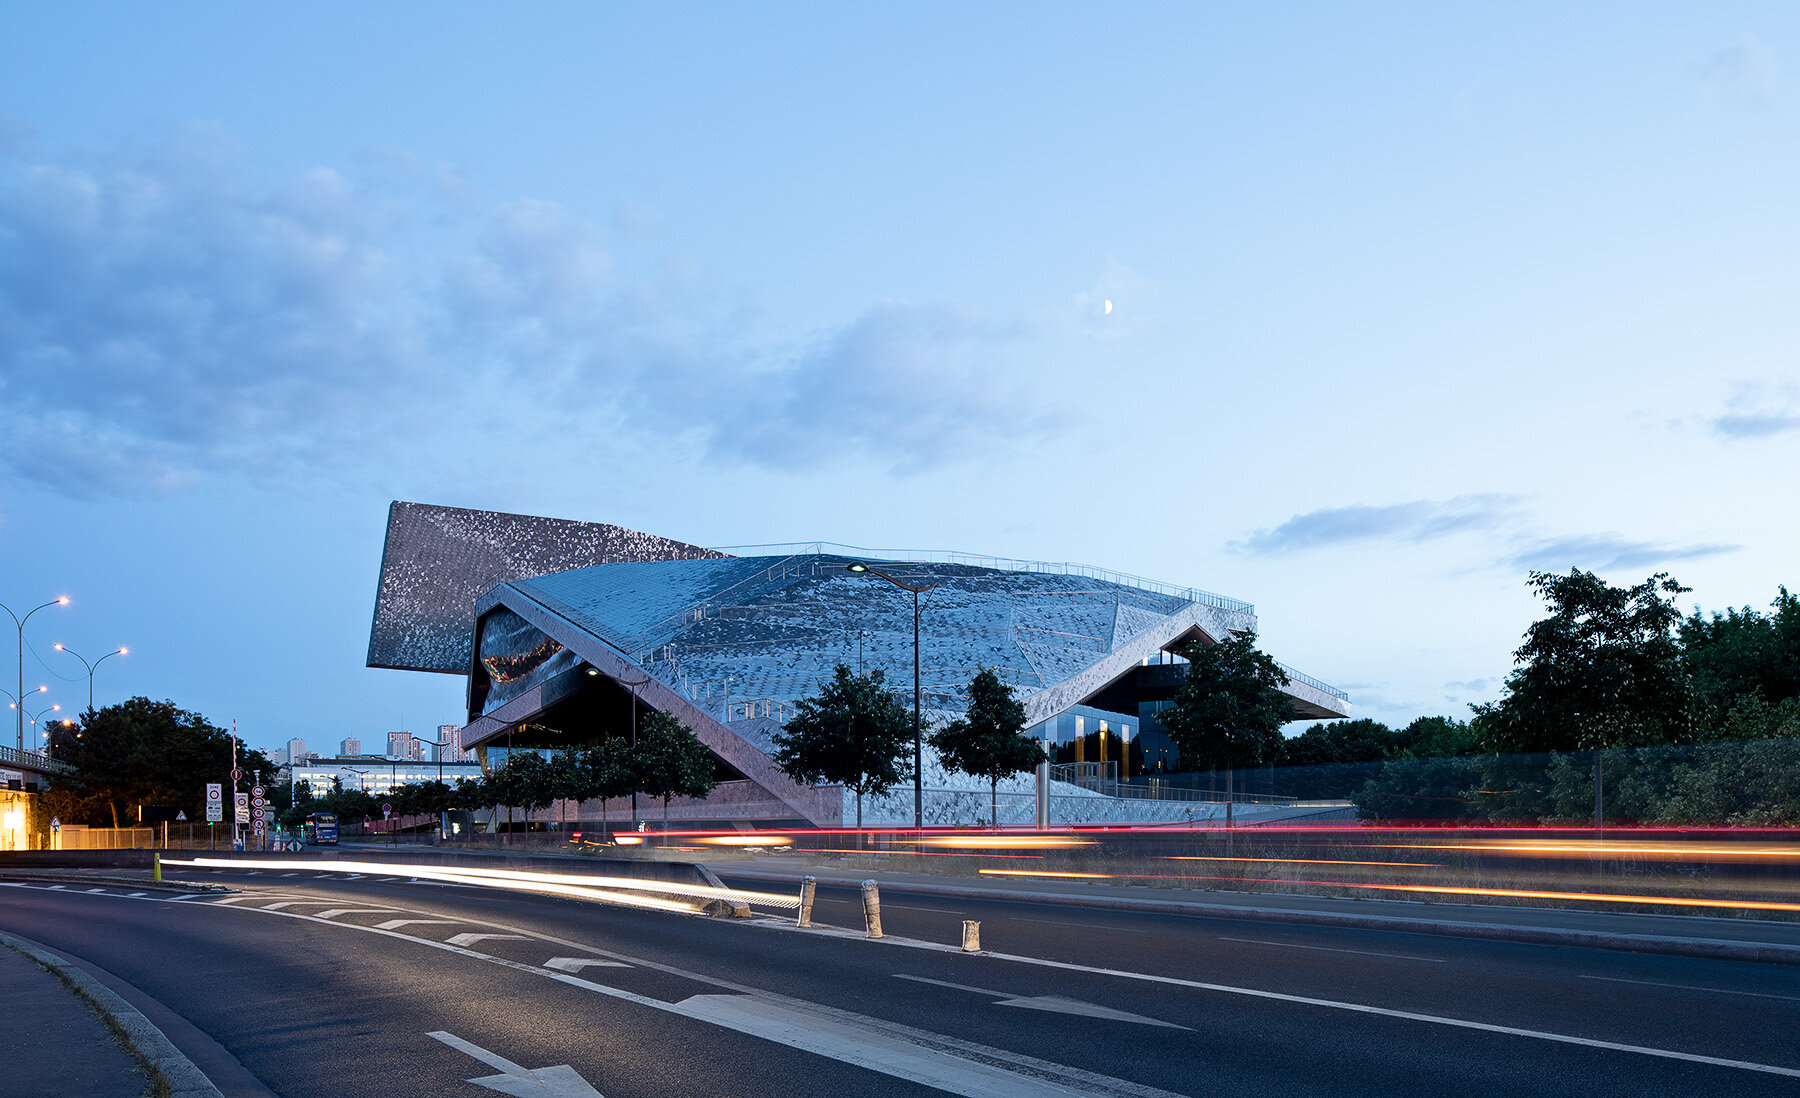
top-left (1232, 494), bottom-right (1523, 554)
top-left (1709, 383), bottom-right (1800, 440)
top-left (1444, 678), bottom-right (1490, 693)
top-left (1503, 535), bottom-right (1739, 574)
top-left (0, 128), bottom-right (1053, 496)
top-left (1701, 36), bottom-right (1777, 110)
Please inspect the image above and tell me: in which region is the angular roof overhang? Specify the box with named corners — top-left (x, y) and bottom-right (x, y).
top-left (458, 582), bottom-right (842, 826)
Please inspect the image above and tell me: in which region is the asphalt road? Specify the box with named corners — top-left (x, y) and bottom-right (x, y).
top-left (2, 860), bottom-right (1798, 1098)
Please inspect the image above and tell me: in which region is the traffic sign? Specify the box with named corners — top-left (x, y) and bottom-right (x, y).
top-left (252, 807), bottom-right (266, 821)
top-left (206, 783), bottom-right (222, 823)
top-left (231, 768), bottom-right (242, 782)
top-left (234, 792), bottom-right (249, 823)
top-left (251, 784), bottom-right (265, 798)
top-left (176, 811), bottom-right (187, 821)
top-left (251, 796), bottom-right (266, 809)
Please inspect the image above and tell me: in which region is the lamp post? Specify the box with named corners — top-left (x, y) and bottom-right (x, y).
top-left (4, 597), bottom-right (69, 751)
top-left (26, 703), bottom-right (61, 747)
top-left (52, 643), bottom-right (127, 714)
top-left (845, 563), bottom-right (938, 830)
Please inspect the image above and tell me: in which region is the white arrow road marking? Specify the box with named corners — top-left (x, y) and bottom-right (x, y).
top-left (543, 957), bottom-right (631, 973)
top-left (376, 919), bottom-right (461, 931)
top-left (674, 995), bottom-right (1174, 1097)
top-left (447, 933), bottom-right (529, 947)
top-left (895, 975), bottom-right (1190, 1030)
top-left (427, 1031), bottom-right (603, 1098)
top-left (313, 909), bottom-right (401, 920)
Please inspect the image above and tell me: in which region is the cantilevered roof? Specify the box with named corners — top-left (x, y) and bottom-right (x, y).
top-left (366, 501), bottom-right (725, 673)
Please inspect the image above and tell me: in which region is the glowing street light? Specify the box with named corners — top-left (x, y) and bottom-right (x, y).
top-left (3, 597), bottom-right (68, 751)
top-left (53, 643), bottom-right (128, 714)
top-left (845, 562), bottom-right (938, 830)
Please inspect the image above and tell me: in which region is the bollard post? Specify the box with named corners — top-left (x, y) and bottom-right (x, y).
top-left (797, 876), bottom-right (816, 928)
top-left (961, 920), bottom-right (980, 953)
top-left (152, 852), bottom-right (161, 884)
top-left (860, 879), bottom-right (882, 939)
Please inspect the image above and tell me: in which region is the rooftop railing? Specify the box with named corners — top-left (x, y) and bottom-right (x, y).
top-left (710, 541), bottom-right (1256, 615)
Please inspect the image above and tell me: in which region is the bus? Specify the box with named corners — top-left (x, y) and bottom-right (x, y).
top-left (305, 812), bottom-right (339, 845)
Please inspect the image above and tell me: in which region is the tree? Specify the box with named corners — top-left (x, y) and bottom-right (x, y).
top-left (771, 664), bottom-right (912, 827)
top-left (1679, 587), bottom-right (1800, 729)
top-left (494, 752), bottom-right (558, 828)
top-left (1476, 570), bottom-right (1691, 827)
top-left (929, 668), bottom-right (1043, 826)
top-left (576, 739), bottom-right (635, 839)
top-left (45, 697), bottom-right (273, 828)
top-left (1156, 634), bottom-right (1291, 815)
top-left (630, 712), bottom-right (717, 824)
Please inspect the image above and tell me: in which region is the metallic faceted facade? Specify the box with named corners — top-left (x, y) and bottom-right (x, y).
top-left (366, 501), bottom-right (726, 674)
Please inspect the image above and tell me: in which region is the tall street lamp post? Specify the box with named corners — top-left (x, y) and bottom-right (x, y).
top-left (4, 597), bottom-right (68, 751)
top-left (53, 643), bottom-right (128, 714)
top-left (26, 703), bottom-right (61, 746)
top-left (845, 563), bottom-right (938, 830)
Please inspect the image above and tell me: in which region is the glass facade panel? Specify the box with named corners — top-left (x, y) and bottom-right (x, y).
top-left (475, 607), bottom-right (581, 716)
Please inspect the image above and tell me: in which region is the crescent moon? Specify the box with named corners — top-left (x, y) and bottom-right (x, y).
top-left (1103, 299), bottom-right (1113, 315)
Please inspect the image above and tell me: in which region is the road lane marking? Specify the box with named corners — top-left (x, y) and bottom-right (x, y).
top-left (676, 993), bottom-right (1178, 1097)
top-left (1578, 974), bottom-right (1800, 1003)
top-left (1011, 917), bottom-right (1146, 934)
top-left (446, 933), bottom-right (529, 947)
top-left (428, 1031), bottom-right (604, 1097)
top-left (545, 957), bottom-right (632, 973)
top-left (894, 974), bottom-right (1190, 1029)
top-left (210, 901), bottom-right (1184, 1096)
top-left (313, 908), bottom-right (401, 919)
top-left (969, 948), bottom-right (1800, 1079)
top-left (375, 919), bottom-right (460, 931)
top-left (1217, 936), bottom-right (1446, 963)
top-left (888, 905), bottom-right (966, 915)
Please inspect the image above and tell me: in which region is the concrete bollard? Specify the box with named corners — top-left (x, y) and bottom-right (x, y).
top-left (961, 920), bottom-right (980, 953)
top-left (860, 879), bottom-right (882, 939)
top-left (797, 876), bottom-right (816, 928)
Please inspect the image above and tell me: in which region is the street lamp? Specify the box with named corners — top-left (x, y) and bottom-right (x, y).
top-left (3, 597), bottom-right (69, 750)
top-left (845, 563), bottom-right (938, 829)
top-left (52, 643), bottom-right (128, 714)
top-left (25, 703), bottom-right (61, 745)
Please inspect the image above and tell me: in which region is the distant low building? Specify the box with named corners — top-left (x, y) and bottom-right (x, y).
top-left (290, 756), bottom-right (481, 797)
top-left (340, 737), bottom-right (361, 755)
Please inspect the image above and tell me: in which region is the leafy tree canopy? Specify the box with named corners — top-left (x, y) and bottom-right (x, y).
top-left (631, 711), bottom-right (717, 820)
top-left (771, 664), bottom-right (911, 827)
top-left (47, 697), bottom-right (273, 828)
top-left (1477, 570), bottom-right (1691, 753)
top-left (1159, 634), bottom-right (1291, 773)
top-left (1679, 587), bottom-right (1800, 727)
top-left (1282, 718), bottom-right (1399, 767)
top-left (929, 668), bottom-right (1043, 820)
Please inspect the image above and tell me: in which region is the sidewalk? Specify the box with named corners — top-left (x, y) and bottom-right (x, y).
top-left (703, 852), bottom-right (1800, 966)
top-left (0, 936), bottom-right (150, 1098)
top-left (0, 930), bottom-right (223, 1098)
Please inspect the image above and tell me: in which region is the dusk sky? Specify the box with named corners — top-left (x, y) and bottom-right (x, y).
top-left (3, 4), bottom-right (1796, 756)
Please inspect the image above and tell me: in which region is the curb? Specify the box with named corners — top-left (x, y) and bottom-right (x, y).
top-left (0, 929), bottom-right (225, 1098)
top-left (712, 866), bottom-right (1800, 967)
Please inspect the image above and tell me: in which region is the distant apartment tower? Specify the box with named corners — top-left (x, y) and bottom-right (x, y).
top-left (287, 738), bottom-right (306, 767)
top-left (437, 724), bottom-right (472, 763)
top-left (272, 747), bottom-right (290, 766)
top-left (341, 737), bottom-right (361, 755)
top-left (387, 730), bottom-right (419, 761)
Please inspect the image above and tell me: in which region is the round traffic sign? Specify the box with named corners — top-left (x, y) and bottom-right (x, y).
top-left (231, 769), bottom-right (242, 782)
top-left (252, 797), bottom-right (266, 808)
top-left (206, 787), bottom-right (221, 802)
top-left (382, 802), bottom-right (392, 814)
top-left (251, 785), bottom-right (265, 797)
top-left (253, 807), bottom-right (266, 821)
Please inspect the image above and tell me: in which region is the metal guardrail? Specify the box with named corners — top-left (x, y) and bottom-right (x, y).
top-left (0, 744), bottom-right (75, 776)
top-left (709, 541), bottom-right (1257, 616)
top-left (1274, 662), bottom-right (1351, 701)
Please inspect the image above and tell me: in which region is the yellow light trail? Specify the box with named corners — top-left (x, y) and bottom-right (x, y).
top-left (1167, 856), bottom-right (1442, 868)
top-left (1338, 881), bottom-right (1800, 914)
top-left (978, 869), bottom-right (1112, 879)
